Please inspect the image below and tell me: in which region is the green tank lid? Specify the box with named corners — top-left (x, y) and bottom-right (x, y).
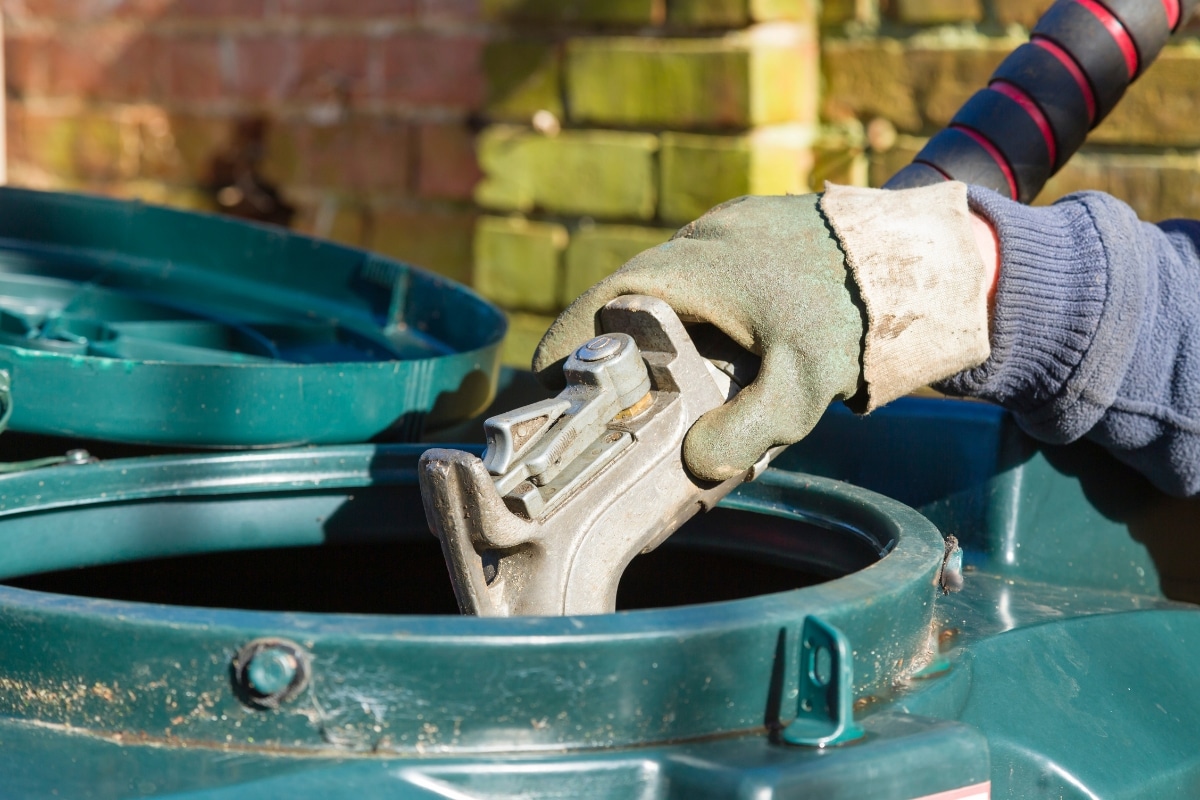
top-left (0, 187), bottom-right (505, 447)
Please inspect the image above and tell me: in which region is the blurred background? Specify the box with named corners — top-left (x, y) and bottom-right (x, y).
top-left (4, 0), bottom-right (1200, 367)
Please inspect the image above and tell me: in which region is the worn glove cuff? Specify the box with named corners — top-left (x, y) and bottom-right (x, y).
top-left (820, 181), bottom-right (991, 411)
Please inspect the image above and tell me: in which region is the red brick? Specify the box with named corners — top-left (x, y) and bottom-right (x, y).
top-left (7, 28), bottom-right (163, 102)
top-left (103, 34), bottom-right (170, 100)
top-left (416, 122), bottom-right (481, 200)
top-left (7, 0), bottom-right (171, 23)
top-left (231, 34), bottom-right (302, 103)
top-left (62, 27), bottom-right (143, 97)
top-left (4, 35), bottom-right (51, 98)
top-left (165, 34), bottom-right (226, 102)
top-left (419, 0), bottom-right (483, 24)
top-left (162, 0), bottom-right (272, 20)
top-left (292, 200), bottom-right (370, 248)
top-left (9, 26), bottom-right (146, 100)
top-left (311, 116), bottom-right (411, 193)
top-left (264, 115), bottom-right (412, 193)
top-left (382, 34), bottom-right (486, 109)
top-left (284, 0), bottom-right (415, 17)
top-left (229, 33), bottom-right (389, 105)
top-left (294, 34), bottom-right (383, 102)
top-left (5, 103), bottom-right (27, 167)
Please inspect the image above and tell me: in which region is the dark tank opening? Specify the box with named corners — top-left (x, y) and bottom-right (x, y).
top-left (3, 505), bottom-right (884, 614)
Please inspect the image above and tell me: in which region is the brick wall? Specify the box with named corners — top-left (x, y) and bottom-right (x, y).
top-left (5, 0), bottom-right (1200, 368)
top-left (4, 0), bottom-right (484, 287)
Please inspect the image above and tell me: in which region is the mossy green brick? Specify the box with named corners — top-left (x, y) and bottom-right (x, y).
top-left (474, 215), bottom-right (568, 313)
top-left (566, 28), bottom-right (817, 129)
top-left (562, 224), bottom-right (676, 303)
top-left (133, 113), bottom-right (231, 185)
top-left (659, 127), bottom-right (812, 223)
top-left (892, 0), bottom-right (982, 24)
top-left (482, 0), bottom-right (664, 25)
top-left (529, 132), bottom-right (659, 219)
top-left (1089, 45), bottom-right (1200, 148)
top-left (370, 208), bottom-right (478, 286)
top-left (993, 0), bottom-right (1053, 28)
top-left (475, 126), bottom-right (533, 211)
top-left (820, 0), bottom-right (860, 24)
top-left (476, 126), bottom-right (659, 220)
top-left (668, 0), bottom-right (817, 27)
top-left (752, 0), bottom-right (816, 19)
top-left (501, 311), bottom-right (558, 369)
top-left (107, 180), bottom-right (215, 213)
top-left (19, 112), bottom-right (134, 183)
top-left (484, 40), bottom-right (563, 121)
top-left (823, 37), bottom-right (1017, 133)
top-left (21, 115), bottom-right (84, 179)
top-left (1039, 151), bottom-right (1200, 222)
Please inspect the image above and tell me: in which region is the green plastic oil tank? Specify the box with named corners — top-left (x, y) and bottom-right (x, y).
top-left (1, 399), bottom-right (1199, 798)
top-left (0, 187), bottom-right (504, 447)
top-left (0, 441), bottom-right (981, 798)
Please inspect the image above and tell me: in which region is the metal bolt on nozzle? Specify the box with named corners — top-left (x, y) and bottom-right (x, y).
top-left (576, 335), bottom-right (623, 362)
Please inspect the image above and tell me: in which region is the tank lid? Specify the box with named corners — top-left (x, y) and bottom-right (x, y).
top-left (0, 188), bottom-right (505, 446)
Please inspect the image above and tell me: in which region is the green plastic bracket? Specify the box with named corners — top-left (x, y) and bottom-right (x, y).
top-left (781, 615), bottom-right (865, 748)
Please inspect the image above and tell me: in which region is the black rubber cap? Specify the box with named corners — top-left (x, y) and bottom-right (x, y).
top-left (951, 89), bottom-right (1052, 204)
top-left (1097, 0), bottom-right (1169, 75)
top-left (882, 162), bottom-right (947, 191)
top-left (991, 43), bottom-right (1091, 171)
top-left (1033, 0), bottom-right (1131, 121)
top-left (912, 128), bottom-right (1013, 199)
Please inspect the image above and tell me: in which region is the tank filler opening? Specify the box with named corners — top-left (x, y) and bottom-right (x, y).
top-left (3, 506), bottom-right (885, 614)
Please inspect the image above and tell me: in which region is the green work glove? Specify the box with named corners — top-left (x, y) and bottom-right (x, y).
top-left (533, 193), bottom-right (866, 482)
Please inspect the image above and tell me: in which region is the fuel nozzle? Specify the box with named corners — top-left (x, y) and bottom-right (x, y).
top-left (419, 295), bottom-right (775, 617)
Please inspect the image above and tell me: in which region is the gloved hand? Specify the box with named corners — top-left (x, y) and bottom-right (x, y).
top-left (533, 193), bottom-right (865, 482)
top-left (533, 182), bottom-right (991, 483)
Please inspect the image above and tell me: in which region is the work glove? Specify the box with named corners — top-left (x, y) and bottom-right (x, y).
top-left (533, 182), bottom-right (991, 482)
top-left (534, 193), bottom-right (862, 481)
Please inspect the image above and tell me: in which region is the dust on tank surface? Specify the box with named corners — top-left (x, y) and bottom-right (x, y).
top-left (0, 442), bottom-right (945, 760)
top-left (0, 187), bottom-right (505, 447)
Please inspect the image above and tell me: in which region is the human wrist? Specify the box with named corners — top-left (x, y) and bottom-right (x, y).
top-left (970, 212), bottom-right (1000, 312)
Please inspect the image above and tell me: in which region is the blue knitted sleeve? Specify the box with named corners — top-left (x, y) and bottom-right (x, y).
top-left (937, 186), bottom-right (1200, 496)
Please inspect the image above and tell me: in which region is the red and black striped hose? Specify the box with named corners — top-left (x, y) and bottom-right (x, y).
top-left (885, 0), bottom-right (1198, 203)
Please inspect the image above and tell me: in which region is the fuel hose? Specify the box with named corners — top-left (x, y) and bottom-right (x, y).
top-left (884, 0), bottom-right (1199, 202)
